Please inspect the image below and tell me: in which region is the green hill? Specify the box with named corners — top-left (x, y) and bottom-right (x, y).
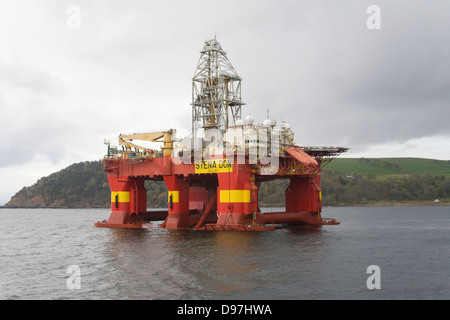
top-left (3, 157), bottom-right (450, 208)
top-left (4, 160), bottom-right (169, 209)
top-left (4, 161), bottom-right (110, 208)
top-left (321, 157), bottom-right (450, 206)
top-left (326, 157), bottom-right (450, 178)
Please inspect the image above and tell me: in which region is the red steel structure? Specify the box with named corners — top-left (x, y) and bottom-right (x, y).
top-left (95, 39), bottom-right (348, 231)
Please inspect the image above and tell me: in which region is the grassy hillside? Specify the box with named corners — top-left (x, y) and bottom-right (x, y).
top-left (321, 157), bottom-right (450, 206)
top-left (325, 157), bottom-right (450, 179)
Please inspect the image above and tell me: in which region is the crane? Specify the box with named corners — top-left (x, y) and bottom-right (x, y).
top-left (118, 130), bottom-right (174, 157)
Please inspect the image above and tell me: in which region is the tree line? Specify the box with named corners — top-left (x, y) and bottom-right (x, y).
top-left (321, 169), bottom-right (450, 206)
top-left (4, 160), bottom-right (450, 208)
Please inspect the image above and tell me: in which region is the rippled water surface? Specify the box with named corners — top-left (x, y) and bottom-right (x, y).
top-left (1, 206), bottom-right (450, 299)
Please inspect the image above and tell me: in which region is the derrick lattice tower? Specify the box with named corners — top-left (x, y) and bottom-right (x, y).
top-left (192, 38), bottom-right (244, 137)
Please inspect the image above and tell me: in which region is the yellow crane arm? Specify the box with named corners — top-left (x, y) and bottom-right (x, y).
top-left (118, 130), bottom-right (174, 156)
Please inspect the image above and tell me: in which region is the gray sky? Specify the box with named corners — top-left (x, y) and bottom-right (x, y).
top-left (1, 0), bottom-right (450, 205)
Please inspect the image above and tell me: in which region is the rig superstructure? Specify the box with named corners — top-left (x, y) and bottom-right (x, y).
top-left (95, 38), bottom-right (348, 231)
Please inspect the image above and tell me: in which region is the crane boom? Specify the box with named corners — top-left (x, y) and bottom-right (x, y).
top-left (118, 130), bottom-right (174, 156)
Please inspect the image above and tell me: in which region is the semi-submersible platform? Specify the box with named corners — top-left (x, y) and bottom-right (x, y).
top-left (95, 38), bottom-right (348, 231)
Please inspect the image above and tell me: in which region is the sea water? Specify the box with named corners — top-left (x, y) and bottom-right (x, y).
top-left (0, 206), bottom-right (449, 300)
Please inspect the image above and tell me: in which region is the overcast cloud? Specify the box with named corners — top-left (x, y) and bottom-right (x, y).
top-left (1, 0), bottom-right (450, 204)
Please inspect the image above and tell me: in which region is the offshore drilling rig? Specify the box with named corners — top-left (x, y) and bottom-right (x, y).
top-left (95, 38), bottom-right (348, 231)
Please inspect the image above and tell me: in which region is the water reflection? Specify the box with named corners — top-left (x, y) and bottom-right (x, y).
top-left (106, 228), bottom-right (150, 242)
top-left (97, 224), bottom-right (331, 299)
top-left (98, 227), bottom-right (181, 299)
top-left (284, 225), bottom-right (325, 235)
top-left (209, 232), bottom-right (261, 295)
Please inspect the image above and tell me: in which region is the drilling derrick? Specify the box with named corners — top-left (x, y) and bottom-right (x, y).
top-left (192, 38), bottom-right (244, 136)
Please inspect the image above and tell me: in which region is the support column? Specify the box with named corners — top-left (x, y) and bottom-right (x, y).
top-left (130, 177), bottom-right (147, 214)
top-left (286, 175), bottom-right (322, 213)
top-left (96, 175), bottom-right (146, 228)
top-left (162, 175), bottom-right (190, 230)
top-left (107, 175), bottom-right (132, 225)
top-left (216, 163), bottom-right (257, 226)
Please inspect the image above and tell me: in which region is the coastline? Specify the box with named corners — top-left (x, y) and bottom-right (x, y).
top-left (325, 200), bottom-right (450, 207)
top-left (2, 201), bottom-right (449, 209)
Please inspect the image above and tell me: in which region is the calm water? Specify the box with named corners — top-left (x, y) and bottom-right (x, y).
top-left (1, 206), bottom-right (449, 300)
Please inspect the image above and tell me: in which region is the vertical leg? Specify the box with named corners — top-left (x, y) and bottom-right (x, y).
top-left (285, 175), bottom-right (323, 224)
top-left (163, 175), bottom-right (190, 230)
top-left (95, 175), bottom-right (147, 228)
top-left (130, 177), bottom-right (147, 215)
top-left (104, 175), bottom-right (134, 226)
top-left (216, 164), bottom-right (257, 227)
